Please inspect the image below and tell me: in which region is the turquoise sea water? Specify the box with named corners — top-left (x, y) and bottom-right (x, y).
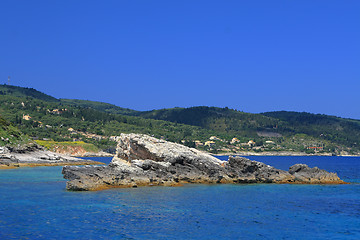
top-left (0, 156), bottom-right (359, 239)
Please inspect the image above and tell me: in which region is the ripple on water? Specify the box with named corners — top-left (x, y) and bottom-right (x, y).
top-left (0, 156), bottom-right (359, 239)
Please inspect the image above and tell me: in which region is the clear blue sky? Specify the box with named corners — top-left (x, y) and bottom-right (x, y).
top-left (1, 0), bottom-right (359, 119)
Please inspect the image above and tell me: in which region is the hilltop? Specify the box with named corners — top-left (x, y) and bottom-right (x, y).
top-left (0, 84), bottom-right (359, 156)
top-left (0, 84), bottom-right (58, 102)
top-left (60, 99), bottom-right (139, 116)
top-left (138, 106), bottom-right (279, 137)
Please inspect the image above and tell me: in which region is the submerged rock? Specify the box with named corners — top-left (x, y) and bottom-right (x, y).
top-left (62, 133), bottom-right (346, 191)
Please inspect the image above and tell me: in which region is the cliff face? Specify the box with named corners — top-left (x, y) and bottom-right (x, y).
top-left (62, 133), bottom-right (345, 191)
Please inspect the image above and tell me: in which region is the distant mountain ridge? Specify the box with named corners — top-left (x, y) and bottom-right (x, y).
top-left (0, 84), bottom-right (215, 153)
top-left (0, 84), bottom-right (359, 155)
top-left (0, 84), bottom-right (58, 102)
top-left (137, 106), bottom-right (280, 137)
top-left (136, 107), bottom-right (360, 150)
top-left (60, 99), bottom-right (140, 116)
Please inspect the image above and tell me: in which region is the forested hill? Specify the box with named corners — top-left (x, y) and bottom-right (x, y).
top-left (60, 99), bottom-right (139, 116)
top-left (0, 84), bottom-right (58, 102)
top-left (262, 111), bottom-right (360, 148)
top-left (0, 86), bottom-right (217, 152)
top-left (0, 84), bottom-right (359, 155)
top-left (138, 106), bottom-right (280, 137)
top-left (137, 107), bottom-right (360, 151)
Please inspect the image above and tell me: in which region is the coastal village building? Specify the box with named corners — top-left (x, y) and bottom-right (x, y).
top-left (247, 140), bottom-right (256, 147)
top-left (68, 128), bottom-right (77, 135)
top-left (209, 136), bottom-right (221, 141)
top-left (205, 141), bottom-right (215, 147)
top-left (231, 138), bottom-right (240, 144)
top-left (306, 146), bottom-right (324, 151)
top-left (52, 109), bottom-right (62, 114)
top-left (194, 140), bottom-right (203, 147)
top-left (47, 108), bottom-right (68, 114)
top-left (22, 114), bottom-right (32, 121)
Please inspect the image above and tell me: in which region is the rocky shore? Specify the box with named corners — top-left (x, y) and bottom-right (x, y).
top-left (45, 145), bottom-right (114, 158)
top-left (214, 151), bottom-right (359, 157)
top-left (59, 150), bottom-right (113, 158)
top-left (213, 151), bottom-right (333, 156)
top-left (62, 133), bottom-right (346, 191)
top-left (0, 145), bottom-right (104, 169)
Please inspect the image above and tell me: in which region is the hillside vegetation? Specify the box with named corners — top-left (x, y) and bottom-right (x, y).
top-left (262, 111), bottom-right (360, 148)
top-left (138, 107), bottom-right (360, 153)
top-left (0, 115), bottom-right (33, 148)
top-left (0, 84), bottom-right (359, 155)
top-left (139, 106), bottom-right (279, 138)
top-left (0, 87), bottom-right (219, 153)
top-left (60, 99), bottom-right (139, 116)
top-left (0, 84), bottom-right (58, 102)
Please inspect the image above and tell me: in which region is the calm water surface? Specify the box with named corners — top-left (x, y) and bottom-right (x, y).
top-left (0, 156), bottom-right (359, 239)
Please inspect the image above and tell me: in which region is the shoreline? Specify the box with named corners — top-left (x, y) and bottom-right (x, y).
top-left (46, 151), bottom-right (114, 158)
top-left (211, 151), bottom-right (360, 157)
top-left (0, 145), bottom-right (107, 169)
top-left (0, 160), bottom-right (105, 169)
top-left (69, 152), bottom-right (114, 158)
top-left (65, 179), bottom-right (350, 192)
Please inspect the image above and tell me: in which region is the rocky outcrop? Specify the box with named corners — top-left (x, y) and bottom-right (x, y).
top-left (62, 133), bottom-right (346, 191)
top-left (47, 145), bottom-right (113, 157)
top-left (0, 145), bottom-right (103, 169)
top-left (288, 164), bottom-right (342, 184)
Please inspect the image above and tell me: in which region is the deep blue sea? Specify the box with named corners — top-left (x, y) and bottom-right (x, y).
top-left (1, 156), bottom-right (359, 239)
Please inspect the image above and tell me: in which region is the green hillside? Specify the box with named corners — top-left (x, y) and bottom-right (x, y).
top-left (0, 115), bottom-right (33, 148)
top-left (138, 106), bottom-right (360, 154)
top-left (60, 99), bottom-right (139, 116)
top-left (139, 106), bottom-right (280, 137)
top-left (0, 84), bottom-right (359, 155)
top-left (0, 95), bottom-right (217, 152)
top-left (262, 111), bottom-right (360, 149)
top-left (0, 84), bottom-right (58, 102)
